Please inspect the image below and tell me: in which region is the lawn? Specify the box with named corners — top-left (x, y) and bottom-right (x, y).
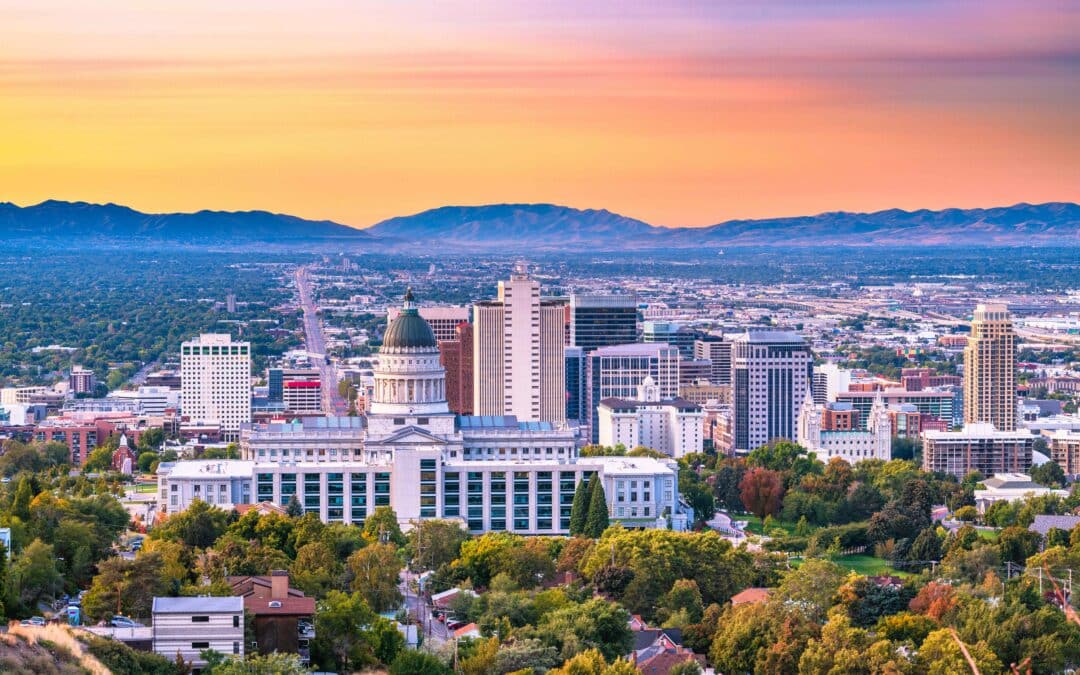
top-left (134, 483), bottom-right (157, 493)
top-left (976, 528), bottom-right (1000, 542)
top-left (831, 554), bottom-right (915, 578)
top-left (737, 514), bottom-right (807, 536)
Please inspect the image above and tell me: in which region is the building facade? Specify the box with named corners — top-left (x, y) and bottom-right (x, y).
top-left (473, 267), bottom-right (565, 422)
top-left (921, 423), bottom-right (1033, 479)
top-left (963, 303), bottom-right (1017, 431)
top-left (569, 294), bottom-right (638, 352)
top-left (643, 322), bottom-right (699, 359)
top-left (798, 395), bottom-right (891, 465)
top-left (438, 322), bottom-right (474, 415)
top-left (387, 305), bottom-right (470, 343)
top-left (151, 597), bottom-right (244, 668)
top-left (693, 337), bottom-right (732, 385)
top-left (597, 377), bottom-right (704, 458)
top-left (1049, 430), bottom-right (1080, 477)
top-left (181, 334), bottom-right (252, 441)
top-left (835, 389), bottom-right (957, 429)
top-left (69, 367), bottom-right (96, 395)
top-left (732, 331), bottom-right (813, 453)
top-left (586, 343), bottom-right (680, 444)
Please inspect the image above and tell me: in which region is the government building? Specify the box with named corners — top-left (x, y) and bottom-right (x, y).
top-left (159, 292), bottom-right (689, 534)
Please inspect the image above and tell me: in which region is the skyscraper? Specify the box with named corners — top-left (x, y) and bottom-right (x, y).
top-left (387, 305), bottom-right (470, 342)
top-left (963, 303), bottom-right (1016, 431)
top-left (643, 321), bottom-right (701, 359)
top-left (569, 294), bottom-right (638, 351)
top-left (439, 322), bottom-right (474, 415)
top-left (473, 266), bottom-right (565, 422)
top-left (181, 333), bottom-right (252, 441)
top-left (732, 331), bottom-right (813, 453)
top-left (565, 346), bottom-right (586, 425)
top-left (586, 343), bottom-right (680, 443)
top-left (693, 337), bottom-right (732, 385)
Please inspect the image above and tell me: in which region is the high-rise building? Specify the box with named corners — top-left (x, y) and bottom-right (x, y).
top-left (963, 303), bottom-right (1016, 431)
top-left (569, 294), bottom-right (638, 351)
top-left (565, 346), bottom-right (587, 425)
top-left (439, 322), bottom-right (474, 415)
top-left (693, 337), bottom-right (732, 385)
top-left (473, 266), bottom-right (565, 422)
top-left (813, 363), bottom-right (851, 403)
top-left (587, 343), bottom-right (680, 443)
top-left (922, 423), bottom-right (1032, 479)
top-left (643, 321), bottom-right (700, 359)
top-left (387, 306), bottom-right (470, 343)
top-left (225, 293), bottom-right (237, 313)
top-left (181, 333), bottom-right (252, 441)
top-left (732, 331), bottom-right (813, 453)
top-left (69, 367), bottom-right (96, 395)
top-left (267, 368), bottom-right (321, 409)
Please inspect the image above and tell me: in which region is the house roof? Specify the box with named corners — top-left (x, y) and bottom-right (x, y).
top-left (228, 575), bottom-right (308, 599)
top-left (1029, 514), bottom-right (1080, 537)
top-left (242, 595), bottom-right (315, 616)
top-left (637, 650), bottom-right (705, 675)
top-left (453, 622), bottom-right (481, 638)
top-left (731, 587), bottom-right (771, 605)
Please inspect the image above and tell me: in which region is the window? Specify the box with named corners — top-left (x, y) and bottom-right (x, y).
top-left (192, 642), bottom-right (210, 649)
top-left (233, 641), bottom-right (240, 655)
top-left (191, 616), bottom-right (210, 623)
top-left (233, 615), bottom-right (240, 628)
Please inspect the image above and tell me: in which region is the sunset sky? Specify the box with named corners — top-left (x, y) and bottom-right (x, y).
top-left (2, 1), bottom-right (1078, 228)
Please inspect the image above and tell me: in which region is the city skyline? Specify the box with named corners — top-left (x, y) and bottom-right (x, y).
top-left (3, 1), bottom-right (1078, 228)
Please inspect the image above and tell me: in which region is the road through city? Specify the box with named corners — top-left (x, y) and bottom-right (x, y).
top-left (295, 267), bottom-right (349, 416)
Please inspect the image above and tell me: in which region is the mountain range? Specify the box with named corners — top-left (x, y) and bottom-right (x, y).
top-left (2, 199), bottom-right (1078, 249)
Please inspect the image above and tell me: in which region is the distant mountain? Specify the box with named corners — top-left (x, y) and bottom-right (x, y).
top-left (3, 199), bottom-right (1078, 248)
top-left (0, 200), bottom-right (368, 241)
top-left (366, 203), bottom-right (664, 247)
top-left (370, 202), bottom-right (1080, 249)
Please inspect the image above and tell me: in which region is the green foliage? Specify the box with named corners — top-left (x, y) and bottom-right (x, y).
top-left (83, 553), bottom-right (168, 621)
top-left (406, 518), bottom-right (468, 571)
top-left (151, 498), bottom-right (229, 548)
top-left (569, 476), bottom-right (591, 536)
top-left (579, 444), bottom-right (627, 457)
top-left (583, 477), bottom-right (610, 538)
top-left (311, 590), bottom-right (394, 671)
top-left (388, 650), bottom-right (452, 675)
top-left (347, 542), bottom-right (403, 612)
top-left (83, 634), bottom-right (183, 675)
top-left (1030, 461), bottom-right (1067, 488)
top-left (530, 598), bottom-right (633, 662)
top-left (203, 652), bottom-right (311, 674)
top-left (362, 506), bottom-right (406, 546)
top-left (7, 539), bottom-right (62, 611)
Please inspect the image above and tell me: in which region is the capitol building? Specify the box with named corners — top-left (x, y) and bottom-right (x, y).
top-left (160, 292), bottom-right (689, 534)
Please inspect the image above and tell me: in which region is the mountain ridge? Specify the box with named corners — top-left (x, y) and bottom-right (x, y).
top-left (2, 199), bottom-right (1078, 248)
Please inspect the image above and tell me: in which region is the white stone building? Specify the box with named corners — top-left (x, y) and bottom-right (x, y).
top-left (180, 333), bottom-right (251, 441)
top-left (798, 393), bottom-right (891, 464)
top-left (597, 377), bottom-right (704, 458)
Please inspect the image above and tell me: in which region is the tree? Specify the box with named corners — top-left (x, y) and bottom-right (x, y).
top-left (12, 476), bottom-right (33, 521)
top-left (285, 495), bottom-right (303, 518)
top-left (747, 440), bottom-right (823, 483)
top-left (291, 541), bottom-right (340, 597)
top-left (584, 478), bottom-right (610, 538)
top-left (83, 445), bottom-right (114, 472)
top-left (84, 553), bottom-right (167, 621)
top-left (954, 506), bottom-right (978, 522)
top-left (917, 628), bottom-right (1003, 675)
top-left (389, 650), bottom-right (452, 675)
top-left (7, 539), bottom-right (62, 611)
top-left (137, 427), bottom-right (165, 453)
top-left (347, 542), bottom-right (402, 612)
top-left (151, 498), bottom-right (229, 548)
top-left (204, 652), bottom-right (311, 674)
top-left (660, 579), bottom-right (704, 624)
top-left (407, 518), bottom-right (467, 571)
top-left (739, 468), bottom-right (784, 520)
top-left (137, 451), bottom-right (158, 473)
top-left (998, 526), bottom-right (1042, 565)
top-left (362, 506), bottom-right (405, 546)
top-left (569, 476), bottom-right (591, 536)
top-left (536, 599), bottom-right (633, 662)
top-left (776, 559), bottom-right (846, 616)
top-left (1031, 460), bottom-right (1066, 488)
top-left (907, 527), bottom-right (943, 568)
top-left (311, 591), bottom-right (378, 671)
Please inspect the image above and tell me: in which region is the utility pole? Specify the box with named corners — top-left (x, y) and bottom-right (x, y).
top-left (1039, 567), bottom-right (1044, 596)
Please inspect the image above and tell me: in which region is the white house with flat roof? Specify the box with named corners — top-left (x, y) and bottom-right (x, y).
top-left (972, 473), bottom-right (1068, 514)
top-left (152, 596), bottom-right (244, 668)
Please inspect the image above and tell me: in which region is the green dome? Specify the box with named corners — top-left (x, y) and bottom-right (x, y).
top-left (383, 290), bottom-right (437, 349)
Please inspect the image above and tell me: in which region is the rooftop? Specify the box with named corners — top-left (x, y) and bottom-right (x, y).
top-left (165, 460), bottom-right (255, 479)
top-left (152, 596), bottom-right (243, 614)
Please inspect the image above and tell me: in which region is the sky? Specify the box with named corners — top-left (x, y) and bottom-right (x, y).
top-left (1, 0), bottom-right (1078, 228)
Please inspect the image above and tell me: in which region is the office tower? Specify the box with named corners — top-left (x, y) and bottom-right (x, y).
top-left (225, 293), bottom-right (237, 313)
top-left (569, 294), bottom-right (638, 351)
top-left (813, 362), bottom-right (851, 403)
top-left (643, 321), bottom-right (700, 359)
top-left (181, 333), bottom-right (252, 440)
top-left (267, 368), bottom-right (321, 407)
top-left (694, 337), bottom-right (732, 385)
top-left (811, 372), bottom-right (828, 405)
top-left (473, 266), bottom-right (565, 422)
top-left (679, 358), bottom-right (713, 387)
top-left (732, 331), bottom-right (813, 453)
top-left (963, 303), bottom-right (1016, 431)
top-left (69, 367), bottom-right (96, 395)
top-left (439, 322), bottom-right (474, 415)
top-left (387, 305), bottom-right (470, 343)
top-left (565, 346), bottom-right (586, 424)
top-left (587, 343), bottom-right (680, 443)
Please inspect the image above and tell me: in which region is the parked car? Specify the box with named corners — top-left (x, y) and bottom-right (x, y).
top-left (446, 620), bottom-right (466, 631)
top-left (19, 616), bottom-right (46, 627)
top-left (111, 615), bottom-right (143, 628)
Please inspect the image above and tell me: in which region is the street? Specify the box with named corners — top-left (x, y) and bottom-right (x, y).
top-left (295, 267), bottom-right (349, 416)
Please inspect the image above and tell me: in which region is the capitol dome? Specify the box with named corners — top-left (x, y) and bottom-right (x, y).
top-left (382, 288), bottom-right (437, 351)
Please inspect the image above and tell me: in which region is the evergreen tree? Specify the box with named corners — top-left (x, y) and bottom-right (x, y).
top-left (286, 495), bottom-right (303, 518)
top-left (12, 476), bottom-right (32, 522)
top-left (584, 477), bottom-right (610, 538)
top-left (569, 476), bottom-right (591, 535)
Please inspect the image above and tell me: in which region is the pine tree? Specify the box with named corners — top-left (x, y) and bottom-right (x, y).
top-left (569, 476), bottom-right (591, 536)
top-left (286, 495), bottom-right (303, 518)
top-left (584, 476), bottom-right (610, 538)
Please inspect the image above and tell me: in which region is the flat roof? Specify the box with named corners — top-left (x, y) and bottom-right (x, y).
top-left (165, 460), bottom-right (255, 479)
top-left (152, 596), bottom-right (243, 614)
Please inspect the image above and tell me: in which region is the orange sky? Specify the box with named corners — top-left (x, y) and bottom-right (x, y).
top-left (1, 1), bottom-right (1077, 228)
